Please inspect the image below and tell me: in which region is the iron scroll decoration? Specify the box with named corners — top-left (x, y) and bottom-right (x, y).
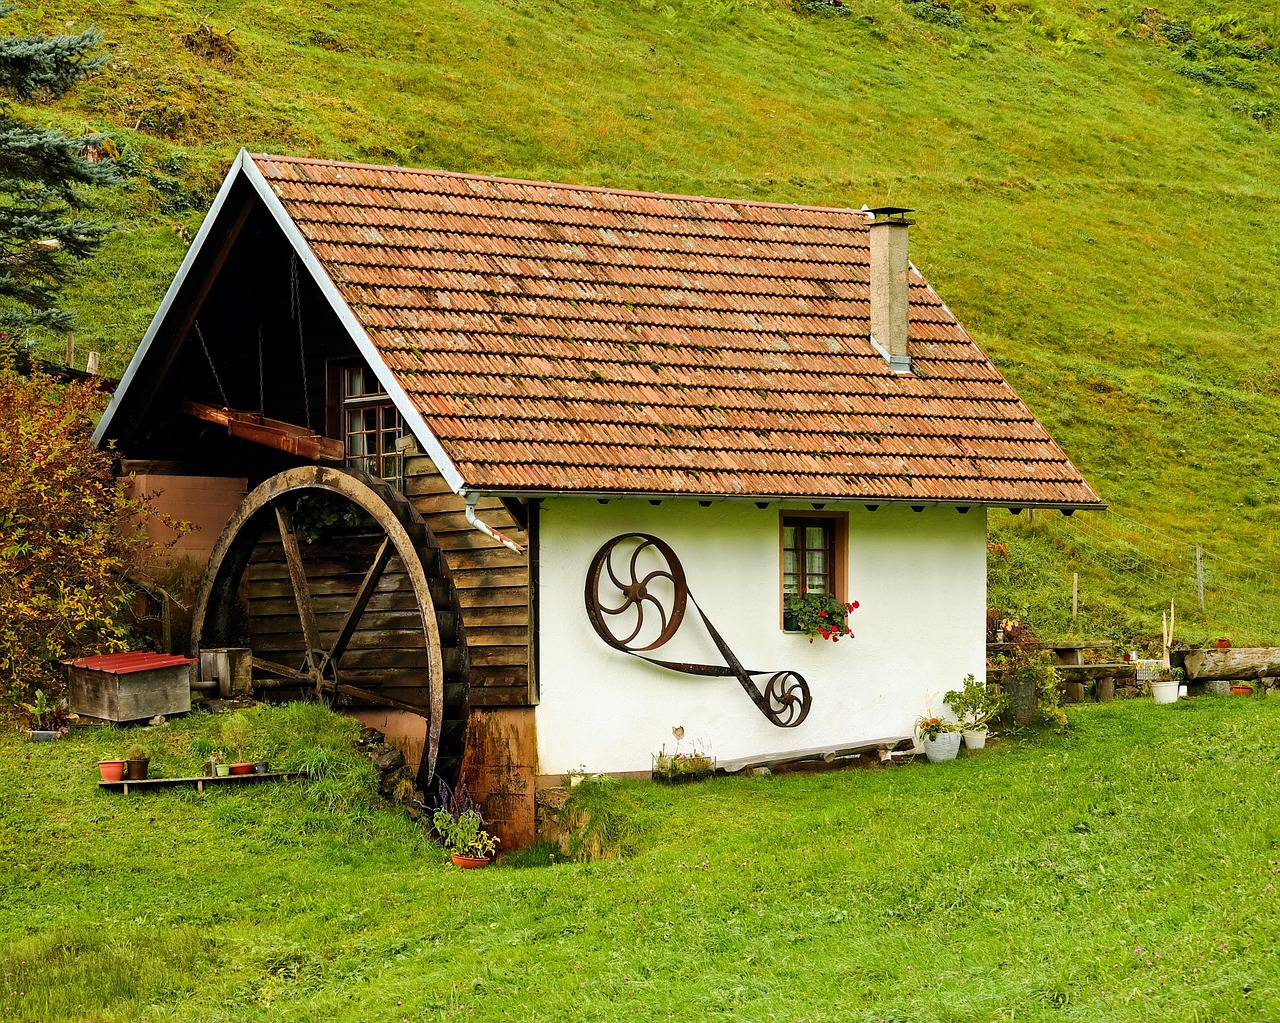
top-left (584, 533), bottom-right (812, 728)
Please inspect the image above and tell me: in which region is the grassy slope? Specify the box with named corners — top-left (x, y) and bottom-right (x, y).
top-left (8, 0), bottom-right (1280, 644)
top-left (4, 699), bottom-right (1280, 1021)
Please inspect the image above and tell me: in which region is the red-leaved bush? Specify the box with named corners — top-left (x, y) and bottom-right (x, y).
top-left (0, 367), bottom-right (150, 702)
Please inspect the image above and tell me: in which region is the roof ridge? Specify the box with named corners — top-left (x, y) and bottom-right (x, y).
top-left (251, 153), bottom-right (873, 218)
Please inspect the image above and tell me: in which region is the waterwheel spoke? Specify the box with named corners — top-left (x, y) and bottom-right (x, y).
top-left (328, 537), bottom-right (392, 664)
top-left (251, 655), bottom-right (311, 685)
top-left (334, 681), bottom-right (431, 716)
top-left (274, 501), bottom-right (321, 656)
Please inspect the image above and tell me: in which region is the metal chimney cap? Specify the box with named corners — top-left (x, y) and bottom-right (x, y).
top-left (867, 206), bottom-right (916, 224)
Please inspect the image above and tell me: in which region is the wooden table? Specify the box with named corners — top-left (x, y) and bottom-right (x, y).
top-left (988, 643), bottom-right (1135, 703)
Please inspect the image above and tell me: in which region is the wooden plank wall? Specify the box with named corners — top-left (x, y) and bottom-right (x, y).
top-left (402, 452), bottom-right (534, 708)
top-left (246, 534), bottom-right (438, 702)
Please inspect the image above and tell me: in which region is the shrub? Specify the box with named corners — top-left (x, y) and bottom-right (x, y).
top-left (907, 0), bottom-right (965, 30)
top-left (0, 368), bottom-right (152, 703)
top-left (992, 648), bottom-right (1067, 730)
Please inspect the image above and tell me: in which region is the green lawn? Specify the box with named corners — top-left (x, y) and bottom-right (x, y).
top-left (3, 698), bottom-right (1279, 1021)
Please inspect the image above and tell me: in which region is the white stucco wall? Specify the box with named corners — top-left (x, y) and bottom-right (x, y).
top-left (534, 499), bottom-right (988, 776)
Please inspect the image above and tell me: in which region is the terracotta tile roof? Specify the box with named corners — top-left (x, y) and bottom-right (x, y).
top-left (253, 154), bottom-right (1101, 506)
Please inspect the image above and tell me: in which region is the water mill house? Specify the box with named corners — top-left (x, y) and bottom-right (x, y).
top-left (94, 151), bottom-right (1103, 845)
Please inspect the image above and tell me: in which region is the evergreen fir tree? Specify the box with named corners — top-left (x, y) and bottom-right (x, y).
top-left (0, 4), bottom-right (119, 355)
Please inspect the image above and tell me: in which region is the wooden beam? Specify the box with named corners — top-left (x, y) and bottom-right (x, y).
top-left (1183, 648), bottom-right (1280, 683)
top-left (273, 503), bottom-right (321, 657)
top-left (181, 401), bottom-right (344, 462)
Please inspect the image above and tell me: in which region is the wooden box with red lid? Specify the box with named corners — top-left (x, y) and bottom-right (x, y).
top-left (63, 652), bottom-right (195, 723)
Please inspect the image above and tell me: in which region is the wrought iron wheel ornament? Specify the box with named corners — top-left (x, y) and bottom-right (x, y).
top-left (585, 533), bottom-right (812, 728)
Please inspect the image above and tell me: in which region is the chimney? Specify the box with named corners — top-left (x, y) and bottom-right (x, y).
top-left (868, 207), bottom-right (915, 374)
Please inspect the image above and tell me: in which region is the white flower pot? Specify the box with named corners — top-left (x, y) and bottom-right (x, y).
top-left (962, 729), bottom-right (987, 750)
top-left (922, 732), bottom-right (961, 762)
top-left (1151, 680), bottom-right (1179, 705)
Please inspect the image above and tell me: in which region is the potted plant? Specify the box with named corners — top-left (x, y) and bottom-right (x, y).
top-left (1231, 682), bottom-right (1253, 696)
top-left (431, 775), bottom-right (500, 868)
top-left (652, 748), bottom-right (716, 784)
top-left (1150, 666), bottom-right (1183, 705)
top-left (221, 715), bottom-right (255, 774)
top-left (124, 742), bottom-right (150, 781)
top-left (97, 757), bottom-right (127, 782)
top-left (21, 689), bottom-right (71, 741)
top-left (916, 714), bottom-right (962, 762)
top-left (944, 674), bottom-right (1008, 750)
top-left (433, 808), bottom-right (500, 868)
top-left (782, 590), bottom-right (859, 643)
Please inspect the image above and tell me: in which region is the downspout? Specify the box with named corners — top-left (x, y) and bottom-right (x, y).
top-left (464, 493), bottom-right (526, 555)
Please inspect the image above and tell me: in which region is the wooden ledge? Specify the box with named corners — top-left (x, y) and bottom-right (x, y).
top-left (98, 771), bottom-right (305, 794)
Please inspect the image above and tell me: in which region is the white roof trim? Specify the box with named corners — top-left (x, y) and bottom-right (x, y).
top-left (93, 149), bottom-right (252, 446)
top-left (239, 155), bottom-right (468, 495)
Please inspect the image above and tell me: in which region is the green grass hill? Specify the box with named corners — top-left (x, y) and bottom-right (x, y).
top-left (9, 0), bottom-right (1280, 646)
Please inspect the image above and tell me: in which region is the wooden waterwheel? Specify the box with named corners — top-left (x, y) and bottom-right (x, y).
top-left (192, 465), bottom-right (468, 788)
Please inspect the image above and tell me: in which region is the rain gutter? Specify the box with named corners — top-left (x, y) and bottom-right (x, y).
top-left (464, 493), bottom-right (526, 554)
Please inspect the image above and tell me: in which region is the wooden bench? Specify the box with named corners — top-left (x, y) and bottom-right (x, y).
top-left (98, 771), bottom-right (304, 794)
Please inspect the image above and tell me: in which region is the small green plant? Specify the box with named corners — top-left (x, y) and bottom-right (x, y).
top-left (652, 749), bottom-right (716, 781)
top-left (125, 742), bottom-right (148, 762)
top-left (794, 0), bottom-right (850, 16)
top-left (906, 0), bottom-right (964, 30)
top-left (291, 493), bottom-right (377, 543)
top-left (221, 714), bottom-right (253, 763)
top-left (430, 775), bottom-right (499, 860)
top-left (944, 673), bottom-right (1008, 731)
top-left (20, 689), bottom-right (70, 732)
top-left (432, 808), bottom-right (499, 860)
top-left (1152, 666), bottom-right (1186, 684)
top-left (783, 591), bottom-right (859, 642)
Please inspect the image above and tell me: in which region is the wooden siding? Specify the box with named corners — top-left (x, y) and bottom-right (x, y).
top-left (403, 451), bottom-right (534, 708)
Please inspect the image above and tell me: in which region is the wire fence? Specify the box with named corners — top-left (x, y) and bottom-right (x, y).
top-left (1000, 507), bottom-right (1280, 640)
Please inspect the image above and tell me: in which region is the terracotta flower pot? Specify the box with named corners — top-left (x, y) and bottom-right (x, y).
top-left (451, 853), bottom-right (492, 869)
top-left (98, 760), bottom-right (126, 782)
top-left (1217, 638), bottom-right (1232, 650)
top-left (229, 762), bottom-right (255, 776)
top-left (1232, 684), bottom-right (1253, 696)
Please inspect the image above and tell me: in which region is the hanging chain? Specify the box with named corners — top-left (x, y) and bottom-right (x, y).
top-left (291, 254), bottom-right (312, 431)
top-left (257, 325), bottom-right (265, 414)
top-left (194, 321), bottom-right (230, 407)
